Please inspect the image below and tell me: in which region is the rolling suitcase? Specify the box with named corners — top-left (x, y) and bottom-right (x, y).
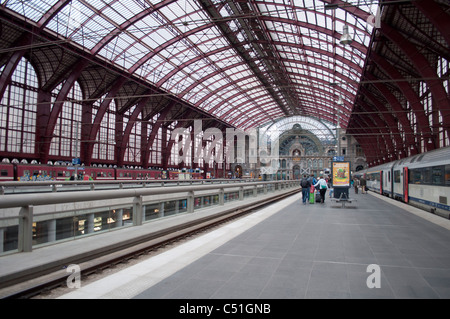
top-left (316, 192), bottom-right (322, 203)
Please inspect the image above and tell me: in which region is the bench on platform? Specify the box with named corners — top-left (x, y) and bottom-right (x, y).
top-left (330, 193), bottom-right (357, 208)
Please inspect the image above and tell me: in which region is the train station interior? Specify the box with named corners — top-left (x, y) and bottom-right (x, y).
top-left (0, 0), bottom-right (449, 301)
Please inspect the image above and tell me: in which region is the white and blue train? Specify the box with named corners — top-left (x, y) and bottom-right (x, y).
top-left (355, 146), bottom-right (450, 219)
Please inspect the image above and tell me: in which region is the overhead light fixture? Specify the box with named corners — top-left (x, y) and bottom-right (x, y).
top-left (324, 3), bottom-right (339, 10)
top-left (340, 25), bottom-right (353, 45)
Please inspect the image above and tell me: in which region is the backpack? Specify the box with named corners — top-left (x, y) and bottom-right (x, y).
top-left (301, 178), bottom-right (309, 188)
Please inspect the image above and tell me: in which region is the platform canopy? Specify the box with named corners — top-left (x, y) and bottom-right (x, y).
top-left (0, 0), bottom-right (378, 130)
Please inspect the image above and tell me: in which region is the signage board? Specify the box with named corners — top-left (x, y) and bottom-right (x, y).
top-left (332, 161), bottom-right (351, 188)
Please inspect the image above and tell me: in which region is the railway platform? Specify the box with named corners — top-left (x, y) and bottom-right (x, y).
top-left (0, 184), bottom-right (298, 297)
top-left (57, 189), bottom-right (450, 299)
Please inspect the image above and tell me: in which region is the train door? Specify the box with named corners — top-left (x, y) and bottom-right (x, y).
top-left (390, 169), bottom-right (395, 198)
top-left (384, 170), bottom-right (391, 196)
top-left (403, 167), bottom-right (409, 203)
top-left (379, 171), bottom-right (383, 195)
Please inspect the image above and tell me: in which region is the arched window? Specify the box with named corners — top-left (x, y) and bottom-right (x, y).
top-left (149, 113), bottom-right (162, 165)
top-left (0, 58), bottom-right (38, 155)
top-left (49, 81), bottom-right (83, 158)
top-left (123, 106), bottom-right (142, 164)
top-left (92, 95), bottom-right (116, 161)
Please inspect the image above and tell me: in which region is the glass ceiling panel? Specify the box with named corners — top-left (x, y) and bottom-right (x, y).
top-left (2, 0), bottom-right (378, 130)
top-left (261, 116), bottom-right (337, 144)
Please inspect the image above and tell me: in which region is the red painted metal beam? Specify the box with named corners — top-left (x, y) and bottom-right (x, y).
top-left (141, 102), bottom-right (175, 168)
top-left (116, 98), bottom-right (147, 167)
top-left (380, 22), bottom-right (450, 139)
top-left (414, 0), bottom-right (450, 46)
top-left (90, 0), bottom-right (177, 55)
top-left (371, 51), bottom-right (436, 151)
top-left (39, 58), bottom-right (90, 163)
top-left (84, 76), bottom-right (127, 166)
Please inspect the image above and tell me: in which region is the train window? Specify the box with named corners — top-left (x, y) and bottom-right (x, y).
top-left (410, 166), bottom-right (446, 186)
top-left (1, 170), bottom-right (8, 176)
top-left (410, 169), bottom-right (422, 184)
top-left (432, 166), bottom-right (444, 185)
top-left (394, 170), bottom-right (401, 183)
top-left (423, 167), bottom-right (432, 184)
top-left (119, 172), bottom-right (123, 177)
top-left (446, 165), bottom-right (450, 186)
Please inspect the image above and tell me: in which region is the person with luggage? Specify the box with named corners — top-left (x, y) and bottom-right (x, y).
top-left (300, 175), bottom-right (311, 205)
top-left (307, 174), bottom-right (317, 204)
top-left (314, 176), bottom-right (329, 204)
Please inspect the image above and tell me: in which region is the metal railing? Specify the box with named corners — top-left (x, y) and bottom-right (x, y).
top-left (0, 180), bottom-right (300, 254)
top-left (0, 178), bottom-right (261, 195)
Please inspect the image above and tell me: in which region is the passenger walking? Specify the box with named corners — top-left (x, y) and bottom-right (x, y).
top-left (328, 178), bottom-right (334, 198)
top-left (300, 175), bottom-right (311, 205)
top-left (360, 177), bottom-right (367, 194)
top-left (354, 178), bottom-right (360, 194)
top-left (314, 176), bottom-right (329, 204)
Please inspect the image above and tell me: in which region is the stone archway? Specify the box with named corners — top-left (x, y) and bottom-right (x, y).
top-left (293, 165), bottom-right (301, 180)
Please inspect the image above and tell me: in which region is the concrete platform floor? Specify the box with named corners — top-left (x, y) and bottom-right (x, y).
top-left (59, 189), bottom-right (450, 299)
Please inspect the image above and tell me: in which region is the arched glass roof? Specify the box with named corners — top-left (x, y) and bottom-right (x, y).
top-left (259, 116), bottom-right (337, 144)
top-left (1, 0), bottom-right (379, 130)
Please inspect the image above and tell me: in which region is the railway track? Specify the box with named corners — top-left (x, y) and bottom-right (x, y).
top-left (1, 188), bottom-right (300, 299)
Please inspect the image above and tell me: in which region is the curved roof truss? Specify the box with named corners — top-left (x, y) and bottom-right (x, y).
top-left (1, 0), bottom-right (377, 130)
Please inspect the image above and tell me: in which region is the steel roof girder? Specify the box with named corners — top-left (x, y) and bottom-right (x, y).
top-left (90, 0), bottom-right (177, 55)
top-left (414, 0), bottom-right (450, 47)
top-left (370, 51), bottom-right (436, 151)
top-left (84, 76), bottom-right (127, 165)
top-left (353, 98), bottom-right (400, 156)
top-left (380, 21), bottom-right (450, 138)
top-left (358, 85), bottom-right (411, 151)
top-left (40, 58), bottom-right (90, 164)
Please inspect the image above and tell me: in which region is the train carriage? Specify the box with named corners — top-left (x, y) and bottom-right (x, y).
top-left (0, 162), bottom-right (205, 182)
top-left (364, 161), bottom-right (396, 196)
top-left (0, 163), bottom-right (15, 181)
top-left (358, 146), bottom-right (450, 219)
top-left (393, 147), bottom-right (450, 217)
